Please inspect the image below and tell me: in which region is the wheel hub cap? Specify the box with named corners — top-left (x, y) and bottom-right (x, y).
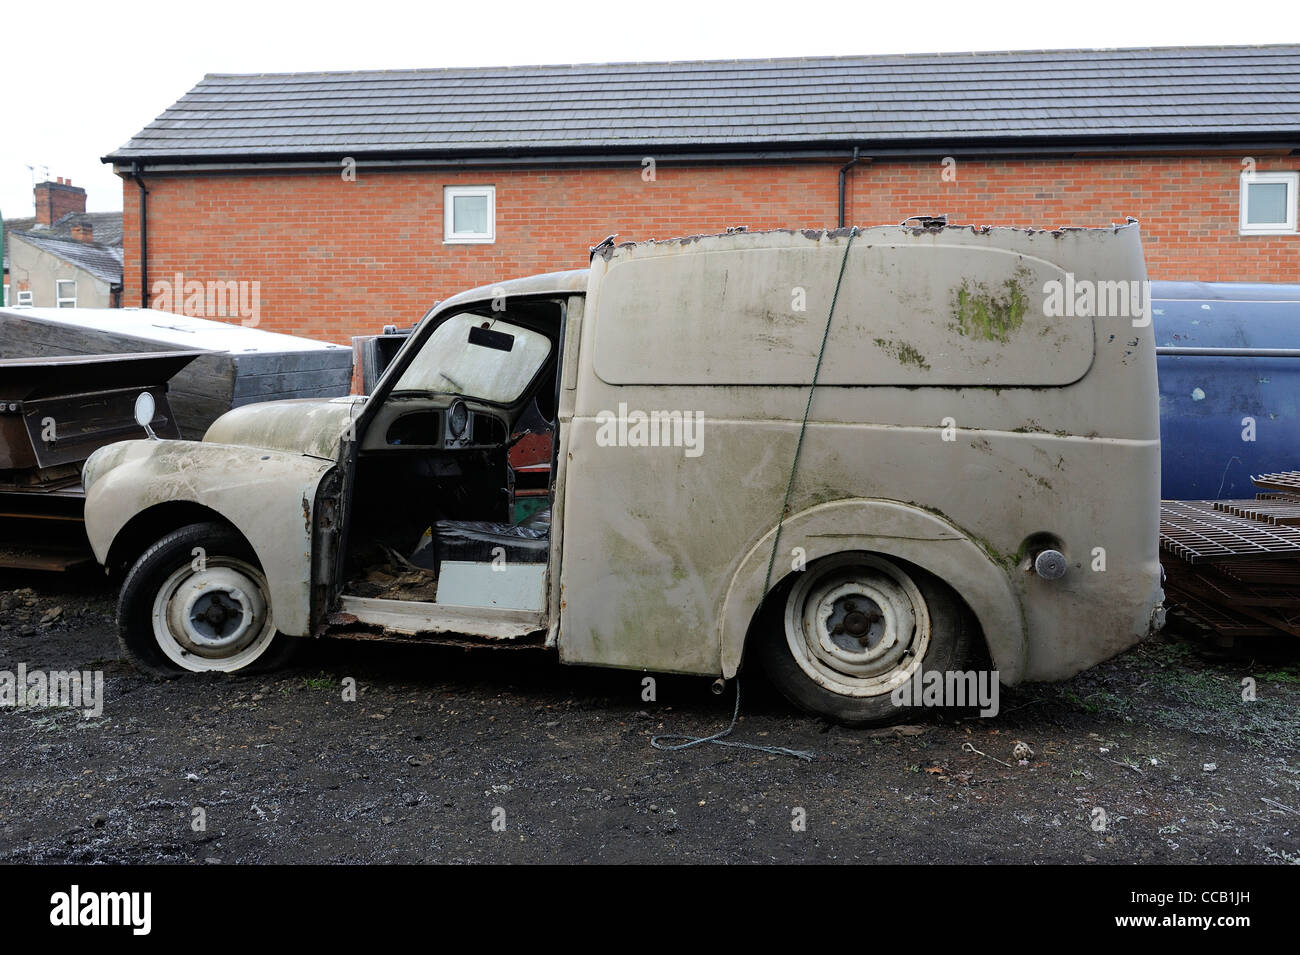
top-left (151, 560), bottom-right (273, 668)
top-left (784, 554), bottom-right (932, 697)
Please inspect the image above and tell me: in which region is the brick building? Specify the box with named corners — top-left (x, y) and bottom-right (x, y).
top-left (2, 179), bottom-right (124, 308)
top-left (104, 45), bottom-right (1300, 342)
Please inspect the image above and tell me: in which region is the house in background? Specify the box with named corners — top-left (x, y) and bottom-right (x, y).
top-left (3, 178), bottom-right (123, 308)
top-left (103, 45), bottom-right (1300, 342)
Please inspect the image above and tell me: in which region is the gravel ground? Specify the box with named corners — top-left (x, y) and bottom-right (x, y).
top-left (1, 568), bottom-right (1297, 864)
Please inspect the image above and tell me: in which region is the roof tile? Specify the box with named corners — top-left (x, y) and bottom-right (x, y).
top-left (106, 46), bottom-right (1300, 161)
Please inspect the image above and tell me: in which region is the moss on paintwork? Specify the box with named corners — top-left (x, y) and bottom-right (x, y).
top-left (905, 499), bottom-right (1018, 570)
top-left (970, 532), bottom-right (1020, 570)
top-left (951, 266), bottom-right (1032, 343)
top-left (873, 337), bottom-right (931, 371)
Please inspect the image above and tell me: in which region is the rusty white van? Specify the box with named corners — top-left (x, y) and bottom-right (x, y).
top-left (81, 222), bottom-right (1164, 725)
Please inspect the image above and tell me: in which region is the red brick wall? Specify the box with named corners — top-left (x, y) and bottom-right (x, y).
top-left (845, 155), bottom-right (1300, 283)
top-left (121, 155), bottom-right (1300, 343)
top-left (122, 164), bottom-right (837, 342)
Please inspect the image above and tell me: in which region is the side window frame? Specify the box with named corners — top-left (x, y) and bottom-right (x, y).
top-left (56, 279), bottom-right (78, 308)
top-left (1239, 171), bottom-right (1299, 235)
top-left (443, 185), bottom-right (496, 244)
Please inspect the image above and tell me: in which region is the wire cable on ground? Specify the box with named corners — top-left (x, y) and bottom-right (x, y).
top-left (650, 678), bottom-right (815, 760)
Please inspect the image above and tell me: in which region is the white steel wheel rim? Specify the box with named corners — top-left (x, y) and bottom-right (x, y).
top-left (783, 553), bottom-right (930, 698)
top-left (150, 558), bottom-right (275, 672)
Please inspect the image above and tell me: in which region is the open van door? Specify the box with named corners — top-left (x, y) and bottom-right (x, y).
top-left (323, 292), bottom-right (572, 644)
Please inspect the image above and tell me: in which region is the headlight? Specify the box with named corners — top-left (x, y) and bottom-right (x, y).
top-left (81, 445), bottom-right (111, 492)
top-left (82, 442), bottom-right (132, 493)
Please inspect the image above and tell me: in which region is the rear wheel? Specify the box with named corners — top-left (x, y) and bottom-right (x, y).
top-left (118, 522), bottom-right (297, 676)
top-left (757, 552), bottom-right (972, 726)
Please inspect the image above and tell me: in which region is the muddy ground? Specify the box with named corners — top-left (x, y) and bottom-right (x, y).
top-left (0, 568), bottom-right (1297, 864)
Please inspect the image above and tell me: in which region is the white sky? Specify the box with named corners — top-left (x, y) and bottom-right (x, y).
top-left (3, 0), bottom-right (1296, 219)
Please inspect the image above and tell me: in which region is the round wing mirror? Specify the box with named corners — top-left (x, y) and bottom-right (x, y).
top-left (134, 392), bottom-right (159, 439)
top-left (134, 391), bottom-right (156, 429)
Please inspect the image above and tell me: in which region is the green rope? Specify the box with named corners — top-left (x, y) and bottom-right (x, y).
top-left (650, 228), bottom-right (859, 762)
top-left (760, 226), bottom-right (859, 603)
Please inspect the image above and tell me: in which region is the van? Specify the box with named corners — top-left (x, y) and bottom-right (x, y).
top-left (81, 222), bottom-right (1164, 725)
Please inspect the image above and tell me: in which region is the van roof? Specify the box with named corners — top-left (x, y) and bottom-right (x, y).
top-left (436, 268), bottom-right (591, 311)
top-left (596, 219), bottom-right (1141, 260)
top-left (433, 219), bottom-right (1142, 311)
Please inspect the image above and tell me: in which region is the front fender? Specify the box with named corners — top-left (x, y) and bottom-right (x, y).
top-left (83, 440), bottom-right (334, 637)
top-left (719, 499), bottom-right (1027, 682)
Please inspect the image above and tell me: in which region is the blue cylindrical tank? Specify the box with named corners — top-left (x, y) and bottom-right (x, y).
top-left (1153, 281), bottom-right (1300, 500)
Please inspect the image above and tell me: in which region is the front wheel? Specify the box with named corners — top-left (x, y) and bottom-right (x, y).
top-left (118, 522), bottom-right (297, 676)
top-left (757, 552), bottom-right (973, 726)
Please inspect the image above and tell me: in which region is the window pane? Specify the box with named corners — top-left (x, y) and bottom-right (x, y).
top-left (1247, 181), bottom-right (1290, 225)
top-left (395, 313), bottom-right (550, 403)
top-left (452, 194), bottom-right (489, 235)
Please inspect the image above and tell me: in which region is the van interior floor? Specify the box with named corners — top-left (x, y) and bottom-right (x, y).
top-left (345, 544), bottom-right (439, 602)
top-left (341, 503), bottom-right (554, 606)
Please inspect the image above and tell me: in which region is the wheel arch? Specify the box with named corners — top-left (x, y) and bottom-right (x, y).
top-left (83, 441), bottom-right (331, 638)
top-left (105, 502), bottom-right (246, 577)
top-left (719, 499), bottom-right (1027, 682)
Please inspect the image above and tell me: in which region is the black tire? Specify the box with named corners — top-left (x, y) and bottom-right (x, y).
top-left (756, 552), bottom-right (974, 726)
top-left (118, 521), bottom-right (298, 677)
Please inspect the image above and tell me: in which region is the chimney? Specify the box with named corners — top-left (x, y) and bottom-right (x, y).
top-left (33, 177), bottom-right (87, 226)
top-left (70, 222), bottom-right (94, 243)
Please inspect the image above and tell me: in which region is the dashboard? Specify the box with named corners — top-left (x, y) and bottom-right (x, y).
top-left (363, 397), bottom-right (508, 452)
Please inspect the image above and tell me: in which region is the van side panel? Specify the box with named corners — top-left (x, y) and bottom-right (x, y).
top-left (593, 244), bottom-right (1095, 387)
top-left (557, 225), bottom-right (1160, 683)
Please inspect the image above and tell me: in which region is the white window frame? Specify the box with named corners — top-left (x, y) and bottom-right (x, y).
top-left (443, 185), bottom-right (496, 244)
top-left (1239, 171), bottom-right (1299, 235)
top-left (16, 289), bottom-right (33, 306)
top-left (56, 279), bottom-right (78, 308)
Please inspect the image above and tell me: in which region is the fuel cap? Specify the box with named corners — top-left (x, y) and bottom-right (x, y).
top-left (1033, 550), bottom-right (1068, 580)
